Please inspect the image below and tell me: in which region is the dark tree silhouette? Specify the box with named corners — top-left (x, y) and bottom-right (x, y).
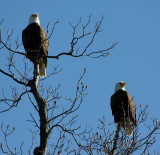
top-left (0, 16), bottom-right (159, 155)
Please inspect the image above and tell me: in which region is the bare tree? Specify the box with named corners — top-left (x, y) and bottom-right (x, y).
top-left (77, 105), bottom-right (160, 155)
top-left (0, 16), bottom-right (116, 154)
top-left (0, 16), bottom-right (159, 155)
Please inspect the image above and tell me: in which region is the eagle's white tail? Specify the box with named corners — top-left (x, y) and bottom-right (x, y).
top-left (39, 59), bottom-right (46, 77)
top-left (124, 118), bottom-right (133, 136)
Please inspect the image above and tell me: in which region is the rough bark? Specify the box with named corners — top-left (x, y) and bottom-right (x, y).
top-left (28, 62), bottom-right (48, 155)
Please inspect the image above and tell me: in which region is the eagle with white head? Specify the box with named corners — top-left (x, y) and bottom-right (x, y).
top-left (111, 81), bottom-right (137, 136)
top-left (22, 13), bottom-right (49, 77)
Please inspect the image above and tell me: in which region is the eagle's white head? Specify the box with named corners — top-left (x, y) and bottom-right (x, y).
top-left (114, 81), bottom-right (126, 92)
top-left (28, 13), bottom-right (40, 25)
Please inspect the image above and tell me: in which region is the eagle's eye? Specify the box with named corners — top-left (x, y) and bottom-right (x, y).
top-left (120, 83), bottom-right (124, 87)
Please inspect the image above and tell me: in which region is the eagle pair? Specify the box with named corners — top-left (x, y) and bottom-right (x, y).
top-left (22, 14), bottom-right (137, 136)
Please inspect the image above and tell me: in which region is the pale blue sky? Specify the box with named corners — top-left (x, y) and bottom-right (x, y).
top-left (0, 0), bottom-right (160, 154)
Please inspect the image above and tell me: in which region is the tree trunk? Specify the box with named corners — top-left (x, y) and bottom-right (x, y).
top-left (29, 62), bottom-right (48, 155)
top-left (110, 123), bottom-right (121, 155)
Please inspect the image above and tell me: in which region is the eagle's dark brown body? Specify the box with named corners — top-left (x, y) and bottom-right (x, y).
top-left (22, 23), bottom-right (49, 77)
top-left (111, 90), bottom-right (137, 126)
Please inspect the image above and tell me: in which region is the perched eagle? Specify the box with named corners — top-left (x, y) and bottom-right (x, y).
top-left (110, 81), bottom-right (137, 136)
top-left (22, 13), bottom-right (49, 77)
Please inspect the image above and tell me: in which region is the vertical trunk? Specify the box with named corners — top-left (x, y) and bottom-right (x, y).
top-left (110, 123), bottom-right (121, 155)
top-left (30, 62), bottom-right (48, 155)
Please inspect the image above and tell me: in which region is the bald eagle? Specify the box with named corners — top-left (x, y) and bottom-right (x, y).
top-left (110, 81), bottom-right (137, 136)
top-left (22, 13), bottom-right (49, 77)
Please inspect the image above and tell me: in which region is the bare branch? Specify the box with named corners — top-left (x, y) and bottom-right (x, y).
top-left (0, 69), bottom-right (26, 86)
top-left (26, 113), bottom-right (40, 129)
top-left (47, 16), bottom-right (117, 59)
top-left (0, 19), bottom-right (4, 47)
top-left (1, 123), bottom-right (16, 154)
top-left (28, 129), bottom-right (39, 155)
top-left (40, 65), bottom-right (62, 81)
top-left (48, 68), bottom-right (87, 125)
top-left (0, 90), bottom-right (27, 113)
top-left (0, 40), bottom-right (26, 56)
top-left (46, 19), bottom-right (60, 41)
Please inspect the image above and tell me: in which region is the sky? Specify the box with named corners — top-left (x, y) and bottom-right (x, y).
top-left (0, 0), bottom-right (160, 154)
